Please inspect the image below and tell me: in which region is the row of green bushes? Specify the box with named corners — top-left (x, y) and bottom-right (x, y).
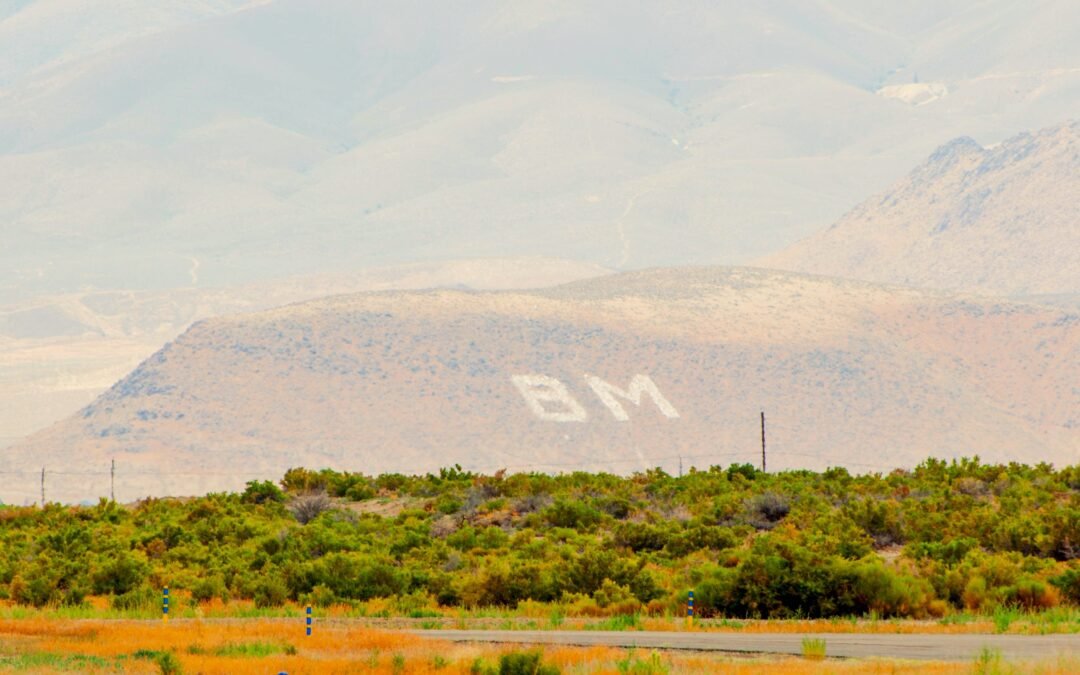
top-left (0, 458), bottom-right (1077, 618)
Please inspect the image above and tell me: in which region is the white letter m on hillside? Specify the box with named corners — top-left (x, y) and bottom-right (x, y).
top-left (585, 374), bottom-right (680, 421)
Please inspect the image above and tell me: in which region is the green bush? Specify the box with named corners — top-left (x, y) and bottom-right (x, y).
top-left (1050, 568), bottom-right (1080, 603)
top-left (241, 480), bottom-right (285, 505)
top-left (92, 550), bottom-right (149, 595)
top-left (2, 461), bottom-right (1079, 622)
top-left (544, 499), bottom-right (602, 529)
top-left (253, 576), bottom-right (289, 608)
top-left (191, 575), bottom-right (229, 603)
top-left (111, 586), bottom-right (158, 611)
top-left (498, 650), bottom-right (560, 675)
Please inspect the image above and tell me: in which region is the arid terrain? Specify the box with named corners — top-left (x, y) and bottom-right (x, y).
top-left (762, 121), bottom-right (1079, 297)
top-left (0, 258), bottom-right (608, 453)
top-left (5, 266), bottom-right (1076, 503)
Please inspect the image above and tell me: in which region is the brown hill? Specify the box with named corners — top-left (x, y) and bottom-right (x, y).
top-left (760, 121), bottom-right (1080, 296)
top-left (0, 257), bottom-right (609, 454)
top-left (3, 267), bottom-right (1077, 503)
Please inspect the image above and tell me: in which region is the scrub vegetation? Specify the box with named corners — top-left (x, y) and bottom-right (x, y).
top-left (1, 459), bottom-right (1079, 627)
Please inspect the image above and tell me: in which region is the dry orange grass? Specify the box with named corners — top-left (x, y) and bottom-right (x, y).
top-left (2, 619), bottom-right (440, 674)
top-left (653, 618), bottom-right (998, 634)
top-left (1, 618), bottom-right (1077, 674)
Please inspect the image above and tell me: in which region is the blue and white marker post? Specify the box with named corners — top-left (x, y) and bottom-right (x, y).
top-left (306, 606), bottom-right (312, 637)
top-left (687, 590), bottom-right (694, 628)
top-left (163, 587), bottom-right (169, 624)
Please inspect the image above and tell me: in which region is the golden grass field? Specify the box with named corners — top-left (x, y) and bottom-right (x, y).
top-left (1, 617), bottom-right (1078, 674)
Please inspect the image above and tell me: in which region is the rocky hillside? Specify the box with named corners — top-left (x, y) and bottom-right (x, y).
top-left (0, 257), bottom-right (608, 453)
top-left (3, 267), bottom-right (1076, 503)
top-left (761, 121), bottom-right (1080, 296)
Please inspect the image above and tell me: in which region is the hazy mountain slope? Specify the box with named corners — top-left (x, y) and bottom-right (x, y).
top-left (0, 0), bottom-right (266, 87)
top-left (0, 257), bottom-right (609, 453)
top-left (5, 267), bottom-right (1076, 503)
top-left (761, 121), bottom-right (1080, 296)
top-left (3, 1), bottom-right (1079, 300)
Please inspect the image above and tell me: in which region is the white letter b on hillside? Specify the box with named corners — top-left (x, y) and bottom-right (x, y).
top-left (511, 374), bottom-right (588, 422)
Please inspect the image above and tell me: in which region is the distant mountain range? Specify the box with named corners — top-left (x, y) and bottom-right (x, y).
top-left (3, 1), bottom-right (1079, 299)
top-left (5, 267), bottom-right (1076, 503)
top-left (762, 121), bottom-right (1079, 296)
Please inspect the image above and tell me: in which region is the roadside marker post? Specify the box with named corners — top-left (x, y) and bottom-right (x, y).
top-left (163, 587), bottom-right (169, 624)
top-left (306, 606), bottom-right (312, 636)
top-left (687, 590), bottom-right (694, 628)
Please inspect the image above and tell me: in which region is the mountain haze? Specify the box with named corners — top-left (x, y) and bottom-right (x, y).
top-left (3, 1), bottom-right (1080, 300)
top-left (5, 267), bottom-right (1076, 504)
top-left (762, 121), bottom-right (1080, 296)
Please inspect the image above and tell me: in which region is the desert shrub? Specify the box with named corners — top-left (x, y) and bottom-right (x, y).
top-left (726, 463), bottom-right (758, 482)
top-left (544, 498), bottom-right (603, 529)
top-left (9, 571), bottom-right (59, 608)
top-left (375, 473), bottom-right (409, 492)
top-left (614, 522), bottom-right (671, 552)
top-left (434, 495), bottom-right (463, 514)
top-left (457, 559), bottom-right (559, 607)
top-left (1050, 567), bottom-right (1080, 603)
top-left (498, 650), bottom-right (560, 675)
top-left (281, 467), bottom-right (327, 492)
top-left (5, 461), bottom-right (1080, 621)
top-left (134, 649), bottom-right (182, 675)
top-left (744, 492), bottom-right (790, 530)
top-left (513, 493), bottom-right (551, 515)
top-left (849, 559), bottom-right (934, 617)
top-left (241, 480), bottom-right (285, 505)
top-left (908, 537), bottom-right (978, 564)
top-left (997, 578), bottom-right (1059, 610)
top-left (309, 552), bottom-right (406, 600)
top-left (304, 583), bottom-right (337, 608)
top-left (592, 579), bottom-right (641, 612)
top-left (844, 498), bottom-right (905, 547)
top-left (323, 471), bottom-right (375, 499)
top-left (345, 483), bottom-right (377, 501)
top-left (447, 525), bottom-right (479, 551)
top-left (692, 538), bottom-right (933, 619)
top-left (253, 575), bottom-right (289, 607)
top-left (288, 492), bottom-right (333, 524)
top-left (665, 523), bottom-right (739, 557)
top-left (92, 549), bottom-right (149, 595)
top-left (566, 548), bottom-right (634, 596)
top-left (111, 585), bottom-right (157, 611)
top-left (596, 496), bottom-right (633, 519)
top-left (191, 575), bottom-right (229, 603)
top-left (963, 576), bottom-right (990, 610)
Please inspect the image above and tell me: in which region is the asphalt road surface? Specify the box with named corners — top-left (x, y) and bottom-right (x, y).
top-left (410, 629), bottom-right (1080, 661)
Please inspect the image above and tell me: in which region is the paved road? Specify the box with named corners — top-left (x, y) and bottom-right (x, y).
top-left (409, 629), bottom-right (1080, 661)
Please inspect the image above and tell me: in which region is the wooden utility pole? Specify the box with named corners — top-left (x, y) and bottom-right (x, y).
top-left (678, 455), bottom-right (683, 478)
top-left (111, 459), bottom-right (116, 502)
top-left (40, 466), bottom-right (45, 506)
top-left (760, 411), bottom-right (767, 473)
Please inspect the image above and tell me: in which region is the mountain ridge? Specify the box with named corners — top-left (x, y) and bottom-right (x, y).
top-left (761, 120), bottom-right (1080, 296)
top-left (5, 266), bottom-right (1076, 504)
